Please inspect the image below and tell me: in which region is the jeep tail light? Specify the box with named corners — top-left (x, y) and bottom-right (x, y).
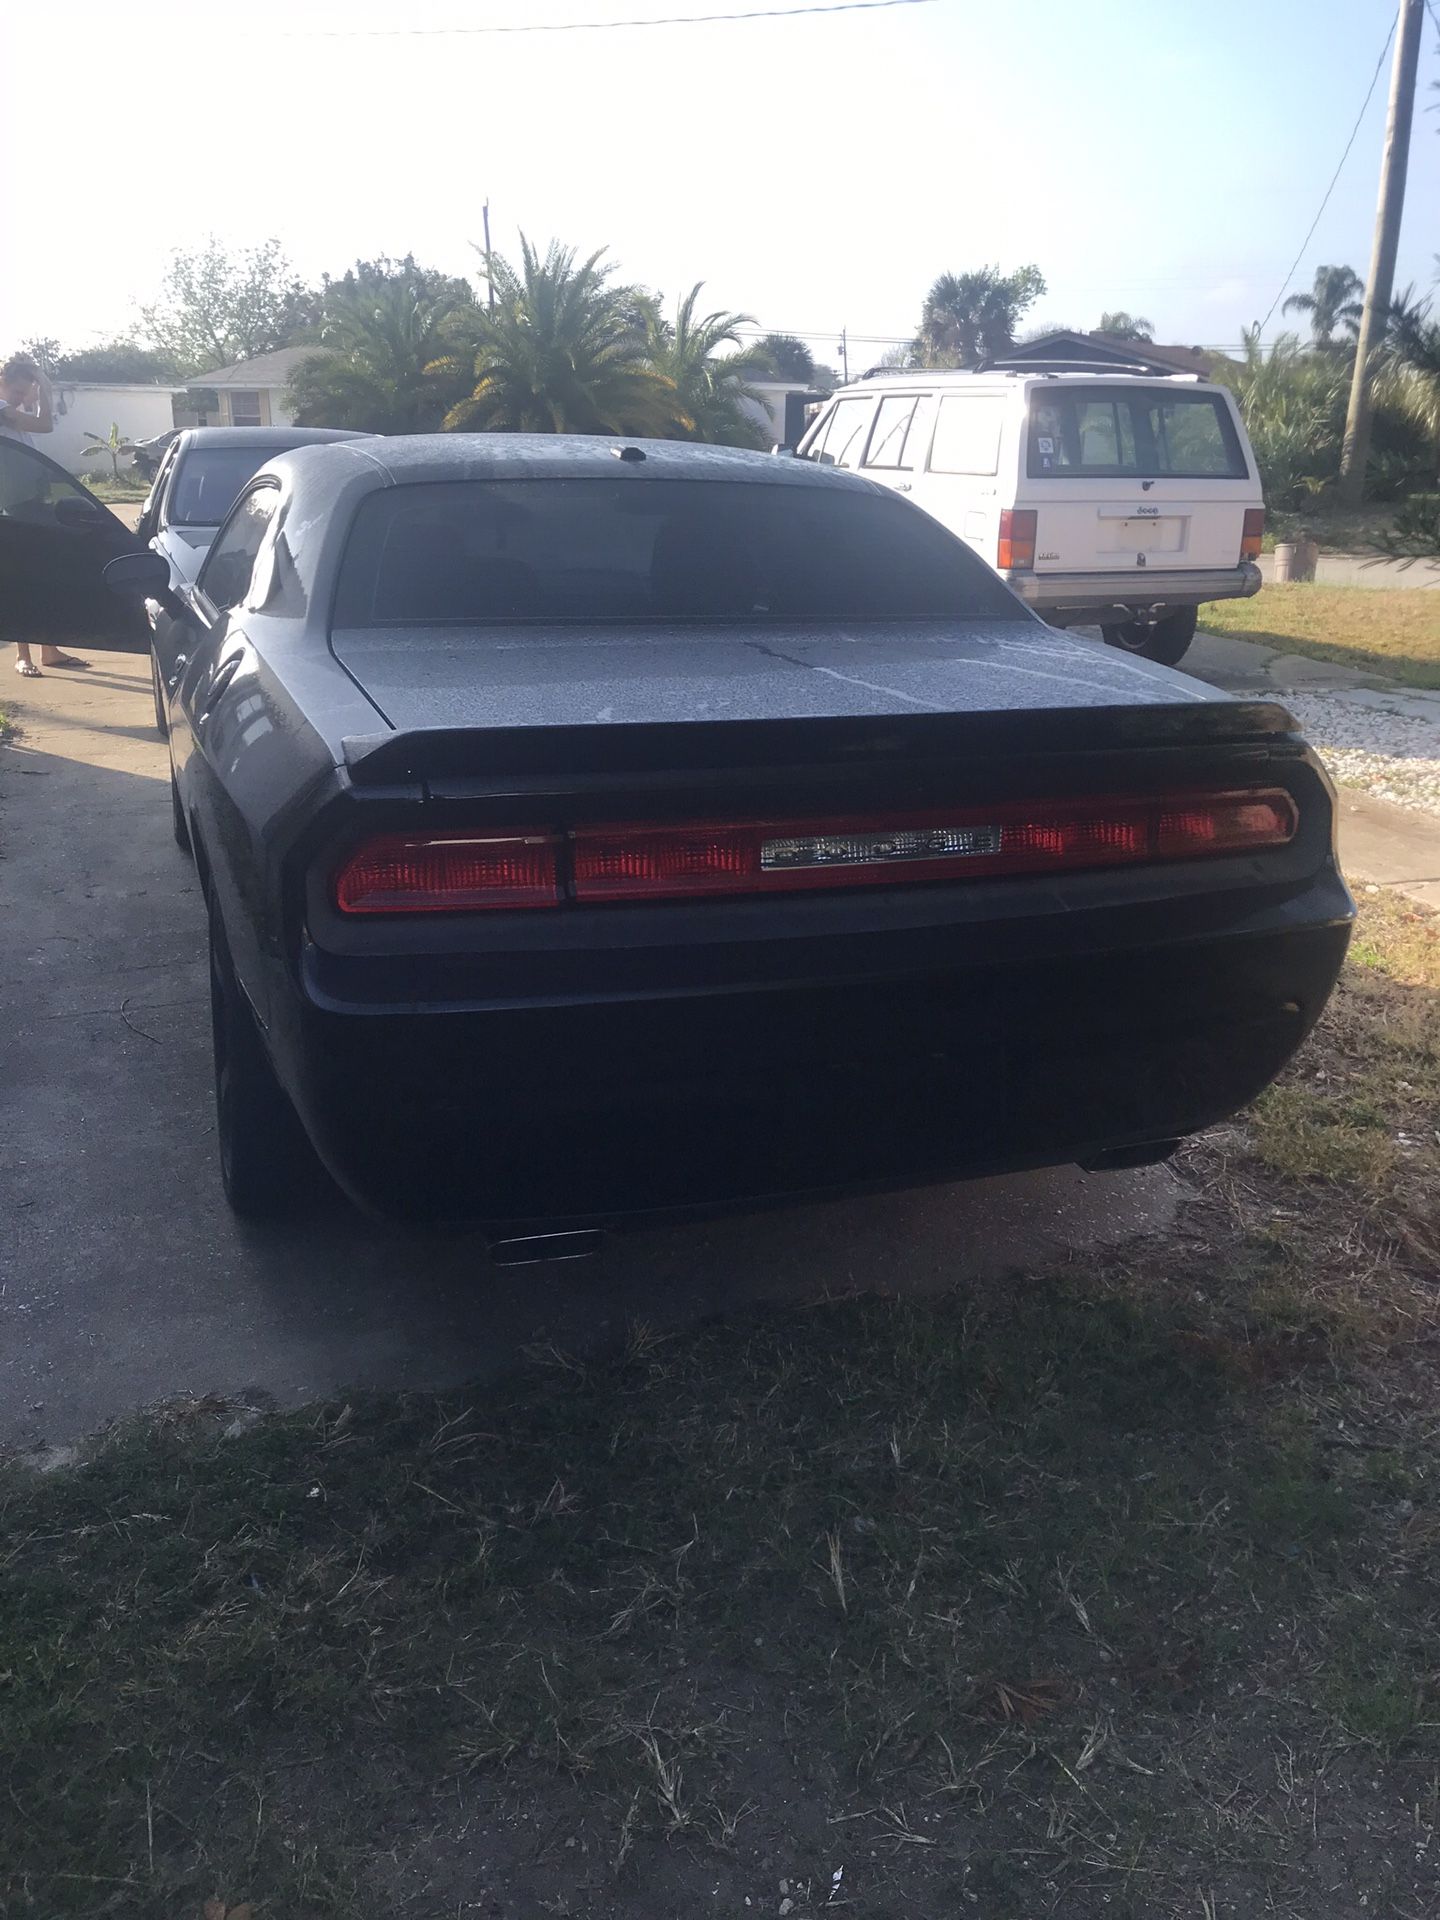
top-left (334, 831), bottom-right (560, 914)
top-left (997, 508), bottom-right (1037, 571)
top-left (1240, 507), bottom-right (1265, 563)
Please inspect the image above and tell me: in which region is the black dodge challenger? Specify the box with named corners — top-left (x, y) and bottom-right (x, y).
top-left (99, 434), bottom-right (1352, 1242)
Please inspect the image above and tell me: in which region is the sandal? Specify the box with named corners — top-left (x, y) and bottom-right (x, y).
top-left (39, 652), bottom-right (89, 670)
top-left (15, 659), bottom-right (42, 678)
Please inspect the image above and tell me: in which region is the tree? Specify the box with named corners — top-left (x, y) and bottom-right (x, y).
top-left (915, 265), bottom-right (1046, 368)
top-left (46, 337), bottom-right (181, 382)
top-left (1281, 264), bottom-right (1364, 351)
top-left (1374, 293), bottom-right (1440, 462)
top-left (81, 422), bottom-right (138, 481)
top-left (755, 333), bottom-right (815, 382)
top-left (1211, 328), bottom-right (1348, 508)
top-left (20, 337), bottom-right (61, 377)
top-left (140, 237), bottom-right (315, 374)
top-left (287, 262), bottom-right (479, 433)
top-left (441, 238), bottom-right (679, 436)
top-left (645, 285), bottom-right (769, 447)
top-left (1097, 311), bottom-right (1154, 341)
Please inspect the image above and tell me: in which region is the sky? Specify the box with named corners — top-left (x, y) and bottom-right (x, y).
top-left (3, 0), bottom-right (1438, 366)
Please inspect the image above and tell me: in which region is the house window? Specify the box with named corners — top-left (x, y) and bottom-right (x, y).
top-left (228, 390), bottom-right (264, 427)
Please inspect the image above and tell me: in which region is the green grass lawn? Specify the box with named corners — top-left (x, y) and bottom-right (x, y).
top-left (3, 897), bottom-right (1439, 1918)
top-left (1201, 582), bottom-right (1440, 688)
top-left (81, 472), bottom-right (152, 504)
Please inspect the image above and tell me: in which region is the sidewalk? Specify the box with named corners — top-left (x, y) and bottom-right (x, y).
top-left (1183, 629), bottom-right (1440, 910)
top-left (1255, 551), bottom-right (1439, 590)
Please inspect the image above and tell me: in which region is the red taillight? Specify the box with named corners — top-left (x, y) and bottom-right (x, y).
top-left (997, 507), bottom-right (1037, 571)
top-left (334, 831), bottom-right (560, 914)
top-left (569, 792), bottom-right (1297, 903)
top-left (333, 793), bottom-right (1297, 914)
top-left (1240, 507), bottom-right (1265, 563)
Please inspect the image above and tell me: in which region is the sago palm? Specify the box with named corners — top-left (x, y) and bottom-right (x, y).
top-left (645, 284), bottom-right (769, 447)
top-left (442, 239), bottom-right (680, 436)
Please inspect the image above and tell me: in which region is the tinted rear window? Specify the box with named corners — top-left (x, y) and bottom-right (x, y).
top-left (1027, 387), bottom-right (1246, 480)
top-left (168, 446), bottom-right (288, 526)
top-left (332, 478), bottom-right (1027, 628)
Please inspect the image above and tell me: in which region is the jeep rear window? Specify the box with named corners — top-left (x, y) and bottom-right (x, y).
top-left (1026, 388), bottom-right (1246, 480)
top-left (331, 477), bottom-right (1028, 627)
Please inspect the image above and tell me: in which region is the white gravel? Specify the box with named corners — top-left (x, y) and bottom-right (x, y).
top-left (1276, 687), bottom-right (1440, 819)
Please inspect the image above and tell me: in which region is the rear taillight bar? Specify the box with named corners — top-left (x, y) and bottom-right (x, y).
top-left (334, 830), bottom-right (560, 914)
top-left (1240, 507), bottom-right (1265, 563)
top-left (332, 791), bottom-right (1298, 915)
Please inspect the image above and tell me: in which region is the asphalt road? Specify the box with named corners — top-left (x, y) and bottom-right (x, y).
top-left (0, 651), bottom-right (1179, 1451)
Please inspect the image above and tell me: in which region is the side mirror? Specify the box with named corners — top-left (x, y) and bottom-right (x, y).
top-left (55, 493), bottom-right (106, 529)
top-left (104, 551), bottom-right (173, 598)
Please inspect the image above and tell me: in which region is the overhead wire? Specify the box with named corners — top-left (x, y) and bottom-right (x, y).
top-left (1257, 15), bottom-right (1397, 334)
top-left (283, 0), bottom-right (935, 37)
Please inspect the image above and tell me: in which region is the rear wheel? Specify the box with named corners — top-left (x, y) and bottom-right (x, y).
top-left (1101, 607), bottom-right (1197, 667)
top-left (209, 910), bottom-right (316, 1219)
top-left (150, 648), bottom-right (168, 739)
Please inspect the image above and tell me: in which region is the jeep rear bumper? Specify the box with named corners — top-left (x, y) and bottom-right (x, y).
top-left (1004, 563), bottom-right (1262, 620)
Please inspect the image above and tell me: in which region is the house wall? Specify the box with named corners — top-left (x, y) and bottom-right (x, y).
top-left (739, 381), bottom-right (809, 446)
top-left (216, 386), bottom-right (298, 429)
top-left (44, 384), bottom-right (180, 474)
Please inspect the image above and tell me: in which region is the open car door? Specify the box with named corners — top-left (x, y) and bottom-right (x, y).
top-left (0, 436), bottom-right (151, 652)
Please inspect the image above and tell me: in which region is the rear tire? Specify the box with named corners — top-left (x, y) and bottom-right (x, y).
top-left (209, 910), bottom-right (316, 1220)
top-left (150, 648), bottom-right (168, 739)
top-left (1100, 607), bottom-right (1197, 667)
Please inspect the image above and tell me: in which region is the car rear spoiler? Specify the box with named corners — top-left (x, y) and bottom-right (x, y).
top-left (339, 701), bottom-right (1301, 788)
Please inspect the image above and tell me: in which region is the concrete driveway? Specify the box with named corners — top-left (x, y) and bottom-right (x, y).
top-left (0, 652), bottom-right (1178, 1450)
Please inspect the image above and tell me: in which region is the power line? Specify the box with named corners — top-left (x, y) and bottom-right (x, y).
top-left (285, 0), bottom-right (934, 37)
top-left (1258, 15), bottom-right (1397, 334)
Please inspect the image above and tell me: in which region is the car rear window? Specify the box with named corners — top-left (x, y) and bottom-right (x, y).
top-left (1026, 387), bottom-right (1246, 480)
top-left (331, 477), bottom-right (1028, 628)
top-left (168, 446), bottom-right (288, 526)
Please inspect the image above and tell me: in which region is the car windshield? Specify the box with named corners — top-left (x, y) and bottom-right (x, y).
top-left (168, 446), bottom-right (289, 527)
top-left (1026, 387), bottom-right (1247, 480)
top-left (332, 477), bottom-right (1028, 628)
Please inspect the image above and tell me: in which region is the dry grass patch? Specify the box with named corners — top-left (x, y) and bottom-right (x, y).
top-left (2, 899), bottom-right (1438, 1920)
top-left (1200, 584), bottom-right (1440, 688)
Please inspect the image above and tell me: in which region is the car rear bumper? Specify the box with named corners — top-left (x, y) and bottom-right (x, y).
top-left (283, 876), bottom-right (1351, 1228)
top-left (1004, 563), bottom-right (1262, 615)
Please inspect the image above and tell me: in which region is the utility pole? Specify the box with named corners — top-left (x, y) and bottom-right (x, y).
top-left (482, 200), bottom-right (495, 312)
top-left (1338, 0), bottom-right (1424, 503)
top-left (840, 328), bottom-right (849, 384)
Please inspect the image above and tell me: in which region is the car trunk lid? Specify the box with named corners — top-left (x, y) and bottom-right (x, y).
top-left (331, 617), bottom-right (1230, 738)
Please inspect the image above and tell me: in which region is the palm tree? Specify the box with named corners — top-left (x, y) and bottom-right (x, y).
top-left (1211, 328), bottom-right (1347, 508)
top-left (915, 265), bottom-right (1046, 368)
top-left (441, 238), bottom-right (680, 436)
top-left (1375, 294), bottom-right (1440, 460)
top-left (287, 272), bottom-right (477, 432)
top-left (81, 422), bottom-right (138, 481)
top-left (1097, 310), bottom-right (1154, 342)
top-left (755, 333), bottom-right (816, 383)
top-left (1282, 265), bottom-right (1364, 350)
top-left (645, 285), bottom-right (769, 447)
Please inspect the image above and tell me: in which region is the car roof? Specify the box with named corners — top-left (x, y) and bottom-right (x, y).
top-left (836, 369), bottom-right (1214, 393)
top-left (265, 432), bottom-right (877, 493)
top-left (174, 426), bottom-right (369, 450)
